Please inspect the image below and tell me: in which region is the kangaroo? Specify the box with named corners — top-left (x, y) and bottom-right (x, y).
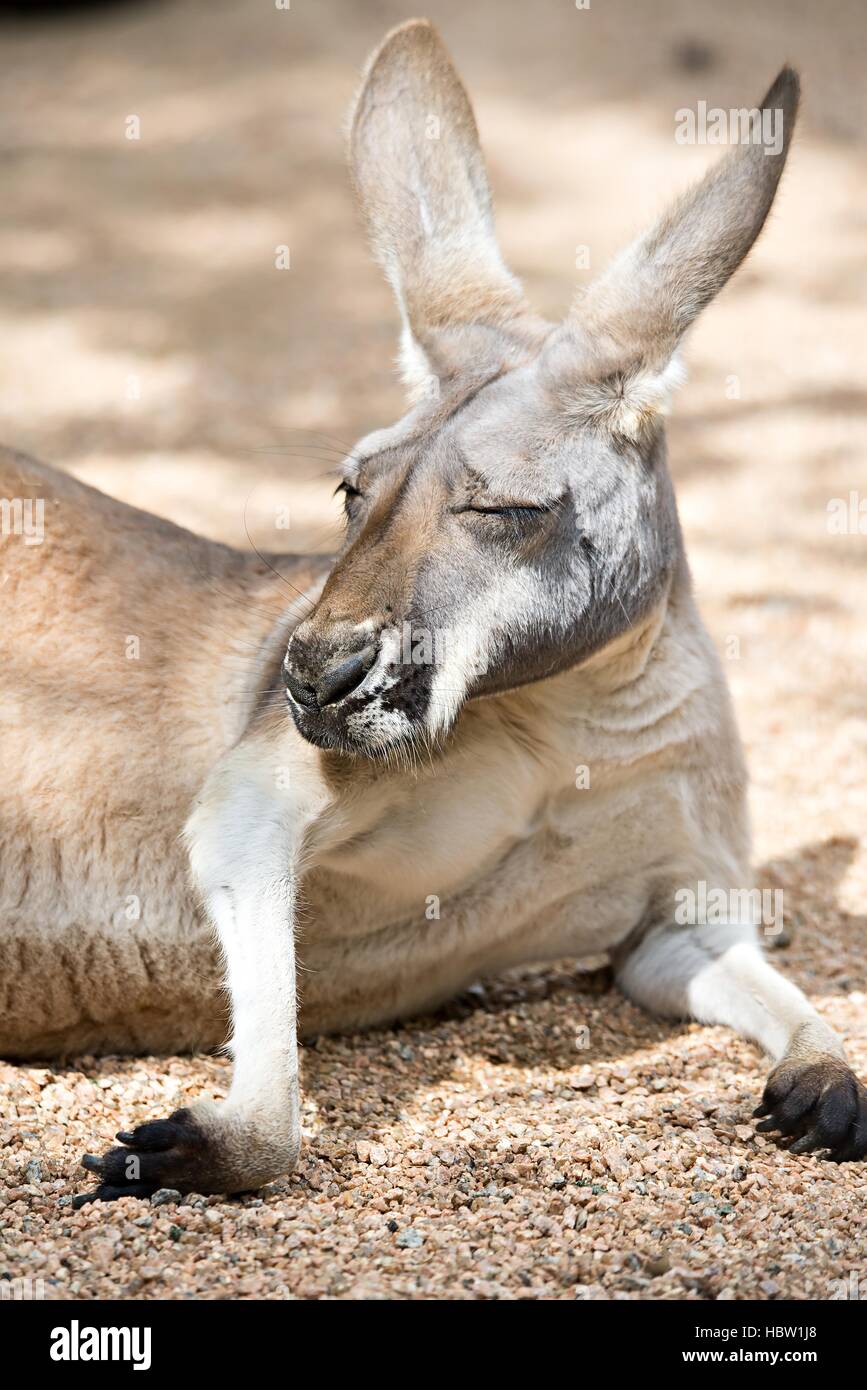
top-left (2, 20), bottom-right (864, 1205)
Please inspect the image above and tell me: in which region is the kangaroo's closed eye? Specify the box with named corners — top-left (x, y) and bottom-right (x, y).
top-left (453, 502), bottom-right (550, 519)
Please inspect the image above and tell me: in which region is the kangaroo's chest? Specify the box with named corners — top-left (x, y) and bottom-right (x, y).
top-left (293, 761), bottom-right (689, 1034)
top-left (302, 737), bottom-right (687, 953)
top-left (307, 723), bottom-right (567, 927)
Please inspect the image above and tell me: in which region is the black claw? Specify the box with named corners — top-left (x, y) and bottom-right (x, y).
top-left (73, 1182), bottom-right (158, 1207)
top-left (789, 1130), bottom-right (823, 1155)
top-left (755, 1057), bottom-right (867, 1163)
top-left (75, 1107), bottom-right (212, 1206)
top-left (126, 1118), bottom-right (186, 1152)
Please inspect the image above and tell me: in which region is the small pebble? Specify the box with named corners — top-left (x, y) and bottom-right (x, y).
top-left (395, 1228), bottom-right (424, 1249)
top-left (150, 1188), bottom-right (181, 1207)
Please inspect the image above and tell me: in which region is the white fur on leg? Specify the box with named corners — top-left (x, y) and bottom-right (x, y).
top-left (617, 921), bottom-right (845, 1063)
top-left (204, 875), bottom-right (299, 1147)
top-left (185, 731), bottom-right (329, 1186)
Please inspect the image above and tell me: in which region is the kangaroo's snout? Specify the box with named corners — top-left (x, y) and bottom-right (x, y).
top-left (284, 631), bottom-right (379, 711)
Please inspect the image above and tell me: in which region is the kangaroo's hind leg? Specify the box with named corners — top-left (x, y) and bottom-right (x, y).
top-left (616, 917), bottom-right (867, 1161)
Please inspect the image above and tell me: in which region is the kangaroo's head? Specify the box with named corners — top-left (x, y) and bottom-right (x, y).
top-left (284, 19), bottom-right (798, 757)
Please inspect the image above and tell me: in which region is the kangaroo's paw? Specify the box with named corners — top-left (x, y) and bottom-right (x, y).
top-left (72, 1102), bottom-right (300, 1205)
top-left (754, 1056), bottom-right (867, 1162)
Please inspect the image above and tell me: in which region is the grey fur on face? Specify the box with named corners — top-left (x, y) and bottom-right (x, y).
top-left (284, 41), bottom-right (798, 757)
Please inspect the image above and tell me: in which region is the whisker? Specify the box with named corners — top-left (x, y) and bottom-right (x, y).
top-left (271, 427), bottom-right (362, 453)
top-left (243, 543), bottom-right (317, 617)
top-left (184, 551), bottom-right (299, 626)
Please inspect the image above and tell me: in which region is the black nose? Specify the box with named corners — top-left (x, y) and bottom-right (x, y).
top-left (284, 639), bottom-right (378, 710)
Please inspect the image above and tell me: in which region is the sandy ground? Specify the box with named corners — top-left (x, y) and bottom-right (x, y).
top-left (1, 0), bottom-right (866, 1300)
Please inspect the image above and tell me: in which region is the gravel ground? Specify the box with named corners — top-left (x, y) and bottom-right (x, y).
top-left (1, 0), bottom-right (866, 1299)
top-left (2, 953), bottom-right (866, 1300)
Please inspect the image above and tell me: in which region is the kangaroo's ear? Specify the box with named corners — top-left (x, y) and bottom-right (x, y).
top-left (350, 19), bottom-right (534, 395)
top-left (552, 67), bottom-right (800, 439)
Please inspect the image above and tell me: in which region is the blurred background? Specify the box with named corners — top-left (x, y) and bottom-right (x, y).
top-left (1, 0), bottom-right (866, 876)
